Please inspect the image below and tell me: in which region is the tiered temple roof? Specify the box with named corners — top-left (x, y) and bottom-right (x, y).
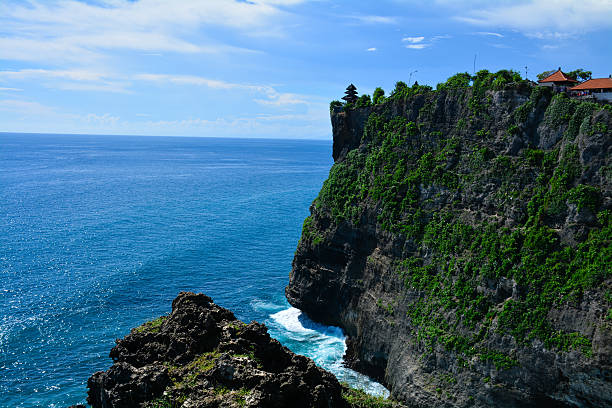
top-left (538, 68), bottom-right (579, 85)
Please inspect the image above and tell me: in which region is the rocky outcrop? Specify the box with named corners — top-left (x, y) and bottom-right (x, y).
top-left (87, 292), bottom-right (347, 408)
top-left (287, 82), bottom-right (612, 407)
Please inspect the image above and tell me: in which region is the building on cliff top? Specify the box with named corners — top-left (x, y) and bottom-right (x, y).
top-left (569, 76), bottom-right (612, 102)
top-left (342, 84), bottom-right (358, 104)
top-left (538, 67), bottom-right (579, 91)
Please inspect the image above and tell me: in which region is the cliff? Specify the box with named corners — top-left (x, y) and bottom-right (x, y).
top-left (84, 292), bottom-right (406, 408)
top-left (286, 77), bottom-right (612, 408)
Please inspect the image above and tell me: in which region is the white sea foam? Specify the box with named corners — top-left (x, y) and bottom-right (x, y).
top-left (268, 307), bottom-right (390, 398)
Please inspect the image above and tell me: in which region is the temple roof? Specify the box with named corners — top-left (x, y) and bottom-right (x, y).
top-left (538, 68), bottom-right (579, 84)
top-left (346, 84), bottom-right (357, 91)
top-left (570, 78), bottom-right (612, 90)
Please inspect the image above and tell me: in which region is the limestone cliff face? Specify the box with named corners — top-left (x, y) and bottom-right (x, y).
top-left (286, 83), bottom-right (612, 408)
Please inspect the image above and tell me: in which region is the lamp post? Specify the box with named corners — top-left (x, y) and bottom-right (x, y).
top-left (409, 70), bottom-right (418, 84)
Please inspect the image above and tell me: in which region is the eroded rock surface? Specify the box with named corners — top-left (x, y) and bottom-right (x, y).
top-left (87, 292), bottom-right (346, 408)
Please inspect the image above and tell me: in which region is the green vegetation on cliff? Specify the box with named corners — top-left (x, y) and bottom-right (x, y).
top-left (302, 73), bottom-right (611, 370)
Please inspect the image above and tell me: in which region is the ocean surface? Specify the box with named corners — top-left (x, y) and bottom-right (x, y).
top-left (0, 133), bottom-right (387, 407)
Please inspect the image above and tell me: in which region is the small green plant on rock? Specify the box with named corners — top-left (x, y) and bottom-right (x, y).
top-left (135, 316), bottom-right (167, 334)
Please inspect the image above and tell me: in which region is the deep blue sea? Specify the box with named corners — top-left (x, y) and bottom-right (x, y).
top-left (0, 133), bottom-right (386, 407)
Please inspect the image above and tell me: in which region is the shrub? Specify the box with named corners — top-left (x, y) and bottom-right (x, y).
top-left (567, 184), bottom-right (601, 212)
top-left (437, 72), bottom-right (471, 91)
top-left (356, 94), bottom-right (372, 108)
top-left (373, 87), bottom-right (385, 104)
top-left (329, 100), bottom-right (343, 112)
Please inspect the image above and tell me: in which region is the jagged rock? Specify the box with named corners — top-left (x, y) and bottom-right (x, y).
top-left (87, 292), bottom-right (346, 408)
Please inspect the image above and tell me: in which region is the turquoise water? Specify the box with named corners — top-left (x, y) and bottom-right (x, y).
top-left (0, 133), bottom-right (387, 407)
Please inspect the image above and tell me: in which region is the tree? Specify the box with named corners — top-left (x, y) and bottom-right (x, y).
top-left (537, 70), bottom-right (556, 81)
top-left (355, 94), bottom-right (372, 108)
top-left (566, 69), bottom-right (592, 82)
top-left (373, 87), bottom-right (385, 104)
top-left (329, 100), bottom-right (342, 112)
top-left (437, 72), bottom-right (471, 90)
top-left (392, 81), bottom-right (409, 96)
top-left (342, 84), bottom-right (358, 104)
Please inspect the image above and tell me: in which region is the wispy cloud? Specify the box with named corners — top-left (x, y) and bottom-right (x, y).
top-left (135, 73), bottom-right (311, 107)
top-left (0, 69), bottom-right (109, 82)
top-left (0, 68), bottom-right (313, 108)
top-left (84, 113), bottom-right (120, 126)
top-left (526, 31), bottom-right (576, 40)
top-left (0, 87), bottom-right (23, 92)
top-left (133, 73), bottom-right (264, 91)
top-left (0, 99), bottom-right (56, 115)
top-left (402, 36), bottom-right (425, 43)
top-left (474, 31), bottom-right (504, 38)
top-left (405, 44), bottom-right (429, 49)
top-left (0, 69), bottom-right (130, 93)
top-left (254, 93), bottom-right (308, 107)
top-left (139, 110), bottom-right (330, 138)
top-left (455, 0), bottom-right (612, 36)
top-left (402, 35), bottom-right (448, 49)
top-left (367, 47), bottom-right (377, 52)
top-left (0, 0), bottom-right (302, 64)
top-left (350, 15), bottom-right (398, 24)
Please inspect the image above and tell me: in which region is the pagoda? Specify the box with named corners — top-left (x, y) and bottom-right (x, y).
top-left (538, 67), bottom-right (579, 89)
top-left (342, 84), bottom-right (358, 104)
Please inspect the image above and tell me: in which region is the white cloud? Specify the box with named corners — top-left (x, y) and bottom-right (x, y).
top-left (0, 69), bottom-right (130, 93)
top-left (350, 15), bottom-right (398, 24)
top-left (84, 113), bottom-right (120, 126)
top-left (474, 31), bottom-right (504, 38)
top-left (135, 73), bottom-right (311, 107)
top-left (0, 69), bottom-right (312, 107)
top-left (402, 36), bottom-right (425, 43)
top-left (0, 69), bottom-right (107, 82)
top-left (455, 0), bottom-right (612, 35)
top-left (134, 73), bottom-right (254, 90)
top-left (402, 35), bottom-right (448, 49)
top-left (0, 99), bottom-right (56, 115)
top-left (405, 44), bottom-right (429, 49)
top-left (0, 0), bottom-right (303, 63)
top-left (139, 110), bottom-right (329, 138)
top-left (0, 87), bottom-right (22, 92)
top-left (0, 97), bottom-right (330, 138)
top-left (367, 47), bottom-right (377, 52)
top-left (526, 31), bottom-right (576, 40)
top-left (254, 93), bottom-right (307, 107)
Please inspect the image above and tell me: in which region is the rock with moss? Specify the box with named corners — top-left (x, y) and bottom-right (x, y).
top-left (287, 75), bottom-right (611, 408)
top-left (87, 292), bottom-right (348, 408)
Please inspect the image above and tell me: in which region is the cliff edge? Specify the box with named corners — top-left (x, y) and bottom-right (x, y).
top-left (286, 77), bottom-right (611, 407)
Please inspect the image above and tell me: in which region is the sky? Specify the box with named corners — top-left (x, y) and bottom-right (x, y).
top-left (0, 0), bottom-right (611, 139)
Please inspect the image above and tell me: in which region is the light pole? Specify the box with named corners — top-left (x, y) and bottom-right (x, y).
top-left (409, 70), bottom-right (418, 84)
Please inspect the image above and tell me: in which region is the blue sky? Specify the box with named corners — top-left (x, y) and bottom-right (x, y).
top-left (1, 0), bottom-right (611, 139)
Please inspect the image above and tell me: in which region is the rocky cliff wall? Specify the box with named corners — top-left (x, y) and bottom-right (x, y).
top-left (286, 82), bottom-right (612, 408)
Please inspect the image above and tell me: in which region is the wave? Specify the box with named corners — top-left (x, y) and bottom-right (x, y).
top-left (267, 307), bottom-right (389, 397)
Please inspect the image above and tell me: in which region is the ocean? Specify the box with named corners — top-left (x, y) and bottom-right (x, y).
top-left (0, 133), bottom-right (387, 407)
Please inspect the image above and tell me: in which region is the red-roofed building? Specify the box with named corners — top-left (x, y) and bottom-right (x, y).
top-left (538, 67), bottom-right (579, 90)
top-left (569, 77), bottom-right (612, 102)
